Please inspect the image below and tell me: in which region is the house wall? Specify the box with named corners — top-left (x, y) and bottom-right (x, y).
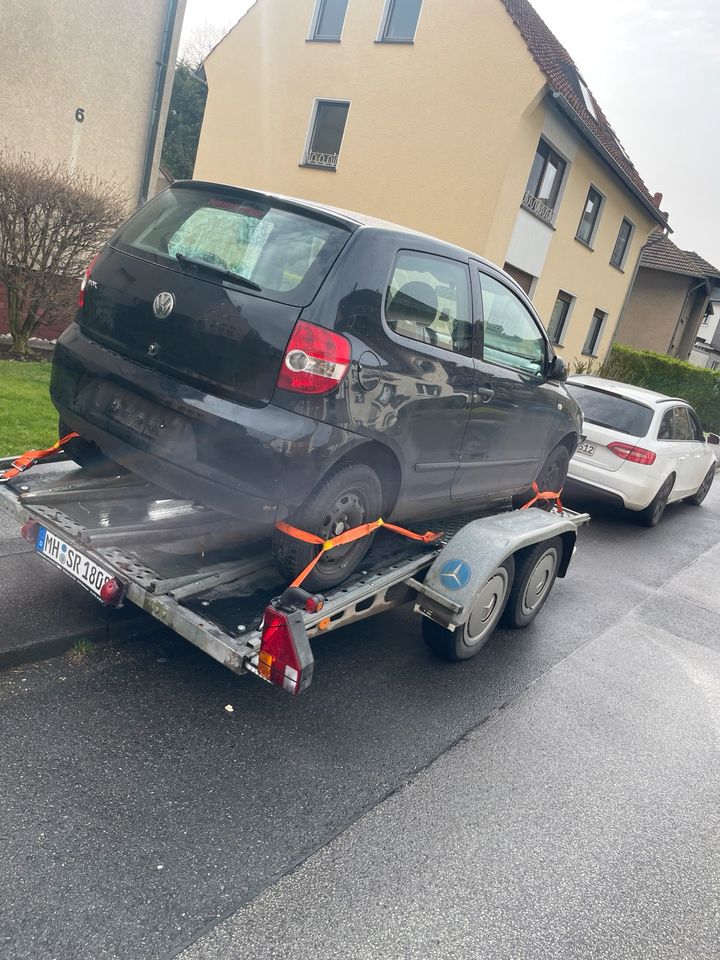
top-left (195, 0), bottom-right (659, 364)
top-left (0, 0), bottom-right (185, 207)
top-left (614, 268), bottom-right (690, 355)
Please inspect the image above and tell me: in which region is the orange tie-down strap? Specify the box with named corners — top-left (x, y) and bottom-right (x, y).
top-left (520, 481), bottom-right (564, 514)
top-left (275, 517), bottom-right (444, 589)
top-left (0, 432), bottom-right (79, 483)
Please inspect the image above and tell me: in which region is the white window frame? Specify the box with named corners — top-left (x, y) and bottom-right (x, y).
top-left (582, 307), bottom-right (609, 357)
top-left (300, 98), bottom-right (351, 171)
top-left (376, 0), bottom-right (424, 43)
top-left (307, 0), bottom-right (349, 42)
top-left (575, 183), bottom-right (606, 250)
top-left (610, 216), bottom-right (636, 271)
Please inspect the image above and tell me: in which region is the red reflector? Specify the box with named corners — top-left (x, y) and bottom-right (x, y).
top-left (99, 576), bottom-right (124, 606)
top-left (608, 441), bottom-right (656, 465)
top-left (78, 253), bottom-right (99, 308)
top-left (20, 520), bottom-right (40, 543)
top-left (258, 606), bottom-right (314, 694)
top-left (276, 320), bottom-right (351, 396)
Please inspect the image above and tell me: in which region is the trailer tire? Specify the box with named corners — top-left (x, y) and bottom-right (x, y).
top-left (501, 536), bottom-right (563, 629)
top-left (59, 420), bottom-right (125, 477)
top-left (422, 556), bottom-right (515, 661)
top-left (273, 462), bottom-right (383, 592)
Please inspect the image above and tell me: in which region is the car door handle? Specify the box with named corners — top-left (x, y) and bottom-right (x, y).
top-left (477, 387), bottom-right (494, 403)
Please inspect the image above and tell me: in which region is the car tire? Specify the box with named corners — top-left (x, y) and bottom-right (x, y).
top-left (422, 556), bottom-right (515, 661)
top-left (59, 419), bottom-right (125, 477)
top-left (635, 474), bottom-right (674, 527)
top-left (272, 462), bottom-right (383, 592)
top-left (684, 466), bottom-right (715, 506)
top-left (501, 537), bottom-right (563, 629)
top-left (514, 444), bottom-right (570, 510)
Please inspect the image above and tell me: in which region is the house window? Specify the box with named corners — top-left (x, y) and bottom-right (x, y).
top-left (546, 291), bottom-right (574, 344)
top-left (576, 187), bottom-right (603, 246)
top-left (309, 0), bottom-right (349, 41)
top-left (578, 76), bottom-right (598, 120)
top-left (583, 308), bottom-right (607, 356)
top-left (523, 139), bottom-right (567, 223)
top-left (378, 0), bottom-right (423, 42)
top-left (712, 359), bottom-right (720, 371)
top-left (301, 100), bottom-right (350, 170)
top-left (610, 218), bottom-right (634, 268)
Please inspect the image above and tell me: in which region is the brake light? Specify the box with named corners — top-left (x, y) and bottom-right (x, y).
top-left (277, 320), bottom-right (351, 395)
top-left (257, 606), bottom-right (314, 694)
top-left (608, 441), bottom-right (656, 465)
top-left (99, 576), bottom-right (125, 606)
top-left (20, 520), bottom-right (40, 543)
top-left (78, 254), bottom-right (99, 308)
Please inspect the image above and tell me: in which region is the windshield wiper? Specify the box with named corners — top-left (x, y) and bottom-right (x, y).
top-left (175, 252), bottom-right (261, 291)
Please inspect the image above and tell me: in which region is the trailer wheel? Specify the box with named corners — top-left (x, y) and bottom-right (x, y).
top-left (501, 536), bottom-right (563, 629)
top-left (422, 557), bottom-right (515, 661)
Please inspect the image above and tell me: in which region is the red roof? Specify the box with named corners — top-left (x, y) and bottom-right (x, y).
top-left (501, 0), bottom-right (667, 225)
top-left (640, 231), bottom-right (720, 280)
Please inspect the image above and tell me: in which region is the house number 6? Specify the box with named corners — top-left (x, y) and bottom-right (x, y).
top-left (75, 108), bottom-right (85, 123)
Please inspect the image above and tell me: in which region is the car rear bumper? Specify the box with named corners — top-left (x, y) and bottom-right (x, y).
top-left (51, 325), bottom-right (357, 525)
top-left (567, 457), bottom-right (658, 511)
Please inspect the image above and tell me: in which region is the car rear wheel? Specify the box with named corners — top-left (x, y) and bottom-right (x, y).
top-left (422, 557), bottom-right (515, 661)
top-left (514, 444), bottom-right (569, 510)
top-left (272, 462), bottom-right (383, 592)
top-left (59, 420), bottom-right (125, 477)
top-left (635, 474), bottom-right (674, 527)
top-left (684, 466), bottom-right (715, 506)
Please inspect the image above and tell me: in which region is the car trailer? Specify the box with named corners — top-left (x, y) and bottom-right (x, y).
top-left (0, 455), bottom-right (589, 695)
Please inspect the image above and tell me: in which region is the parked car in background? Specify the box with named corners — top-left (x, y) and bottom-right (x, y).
top-left (51, 182), bottom-right (582, 589)
top-left (565, 376), bottom-right (718, 526)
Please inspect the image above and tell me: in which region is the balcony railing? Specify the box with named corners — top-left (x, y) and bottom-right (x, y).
top-left (302, 150), bottom-right (339, 169)
top-left (522, 191), bottom-right (554, 224)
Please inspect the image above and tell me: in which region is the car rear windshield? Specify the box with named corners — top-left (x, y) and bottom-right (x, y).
top-left (566, 383), bottom-right (653, 437)
top-left (111, 185), bottom-right (352, 306)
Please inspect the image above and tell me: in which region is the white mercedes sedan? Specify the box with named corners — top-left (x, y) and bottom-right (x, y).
top-left (565, 376), bottom-right (719, 526)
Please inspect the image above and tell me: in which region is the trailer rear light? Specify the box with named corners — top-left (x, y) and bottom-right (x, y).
top-left (20, 520), bottom-right (40, 543)
top-left (78, 254), bottom-right (99, 308)
top-left (258, 606), bottom-right (314, 694)
top-left (608, 441), bottom-right (656, 465)
top-left (276, 320), bottom-right (351, 395)
top-left (99, 576), bottom-right (125, 607)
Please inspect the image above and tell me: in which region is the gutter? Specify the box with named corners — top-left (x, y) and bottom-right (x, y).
top-left (138, 0), bottom-right (181, 207)
top-left (550, 92), bottom-right (668, 230)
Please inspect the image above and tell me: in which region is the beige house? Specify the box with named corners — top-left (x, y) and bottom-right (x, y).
top-left (0, 0), bottom-right (186, 206)
top-left (614, 232), bottom-right (720, 361)
top-left (195, 0), bottom-right (668, 363)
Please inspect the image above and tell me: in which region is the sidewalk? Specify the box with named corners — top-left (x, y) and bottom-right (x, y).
top-left (178, 541), bottom-right (720, 960)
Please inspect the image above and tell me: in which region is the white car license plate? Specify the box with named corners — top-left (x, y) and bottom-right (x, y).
top-left (36, 526), bottom-right (115, 600)
top-left (577, 440), bottom-right (596, 457)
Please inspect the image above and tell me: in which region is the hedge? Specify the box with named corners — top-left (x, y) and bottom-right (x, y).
top-left (597, 344), bottom-right (720, 432)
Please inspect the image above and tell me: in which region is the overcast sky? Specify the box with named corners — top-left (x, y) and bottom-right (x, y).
top-left (181, 0), bottom-right (720, 267)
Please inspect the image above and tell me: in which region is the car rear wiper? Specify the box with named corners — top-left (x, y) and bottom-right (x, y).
top-left (175, 252), bottom-right (262, 291)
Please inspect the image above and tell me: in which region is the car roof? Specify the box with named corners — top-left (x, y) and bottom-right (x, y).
top-left (174, 181), bottom-right (508, 280)
top-left (568, 375), bottom-right (687, 406)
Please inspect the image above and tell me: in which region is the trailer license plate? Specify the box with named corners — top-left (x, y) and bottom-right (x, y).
top-left (577, 441), bottom-right (596, 457)
top-left (36, 527), bottom-right (114, 600)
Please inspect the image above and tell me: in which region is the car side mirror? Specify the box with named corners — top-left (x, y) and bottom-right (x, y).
top-left (546, 354), bottom-right (567, 382)
top-left (707, 432), bottom-right (720, 445)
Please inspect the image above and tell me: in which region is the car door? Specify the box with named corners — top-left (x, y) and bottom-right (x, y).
top-left (380, 250), bottom-right (476, 512)
top-left (451, 265), bottom-right (564, 500)
top-left (686, 407), bottom-right (714, 488)
top-left (656, 406), bottom-right (698, 497)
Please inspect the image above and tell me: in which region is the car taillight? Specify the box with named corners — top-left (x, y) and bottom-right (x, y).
top-left (608, 441), bottom-right (656, 465)
top-left (78, 254), bottom-right (99, 308)
top-left (20, 520), bottom-right (40, 543)
top-left (257, 606), bottom-right (314, 694)
top-left (276, 320), bottom-right (351, 395)
top-left (99, 576), bottom-right (125, 606)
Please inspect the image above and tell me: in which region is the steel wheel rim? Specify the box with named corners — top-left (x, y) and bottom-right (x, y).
top-left (464, 569), bottom-right (510, 646)
top-left (317, 491), bottom-right (366, 569)
top-left (521, 547), bottom-right (559, 616)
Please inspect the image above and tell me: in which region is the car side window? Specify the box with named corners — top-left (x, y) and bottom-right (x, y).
top-left (385, 252), bottom-right (473, 356)
top-left (687, 408), bottom-right (705, 442)
top-left (658, 409), bottom-right (674, 440)
top-left (478, 273), bottom-right (546, 377)
top-left (673, 406), bottom-right (694, 441)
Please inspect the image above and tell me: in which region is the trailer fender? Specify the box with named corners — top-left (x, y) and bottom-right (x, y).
top-left (414, 509), bottom-right (581, 632)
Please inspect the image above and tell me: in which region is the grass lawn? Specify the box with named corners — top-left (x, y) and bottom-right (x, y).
top-left (0, 360), bottom-right (57, 458)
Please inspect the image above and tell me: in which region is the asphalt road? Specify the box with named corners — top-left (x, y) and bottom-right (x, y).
top-left (1, 481), bottom-right (719, 960)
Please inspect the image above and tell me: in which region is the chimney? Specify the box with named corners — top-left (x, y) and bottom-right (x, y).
top-left (652, 192), bottom-right (663, 208)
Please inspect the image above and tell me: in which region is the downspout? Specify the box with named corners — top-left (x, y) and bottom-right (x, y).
top-left (138, 0), bottom-right (180, 207)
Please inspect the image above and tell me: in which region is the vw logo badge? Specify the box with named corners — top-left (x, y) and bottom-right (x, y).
top-left (439, 559), bottom-right (472, 591)
top-left (152, 291), bottom-right (175, 319)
